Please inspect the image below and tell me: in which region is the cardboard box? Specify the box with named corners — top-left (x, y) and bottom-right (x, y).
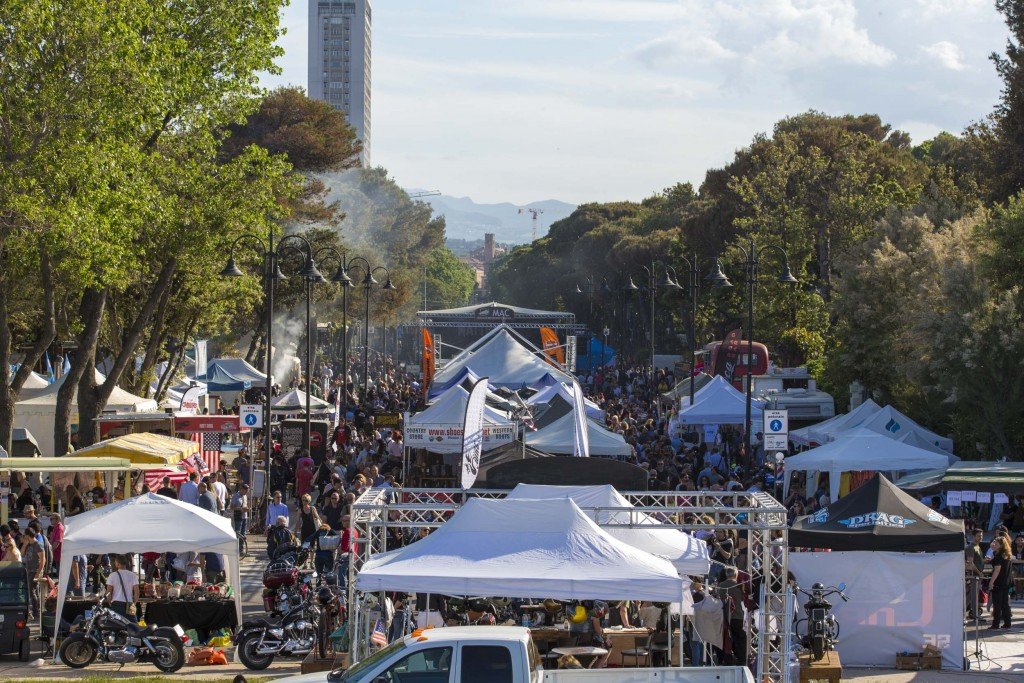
top-left (895, 653), bottom-right (941, 670)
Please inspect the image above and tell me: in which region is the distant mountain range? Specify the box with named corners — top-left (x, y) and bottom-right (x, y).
top-left (410, 191), bottom-right (576, 244)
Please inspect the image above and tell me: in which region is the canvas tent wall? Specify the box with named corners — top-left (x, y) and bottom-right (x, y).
top-left (506, 484), bottom-right (710, 575)
top-left (54, 492), bottom-right (242, 647)
top-left (525, 411), bottom-right (631, 458)
top-left (784, 427), bottom-right (951, 503)
top-left (675, 375), bottom-right (765, 425)
top-left (789, 475), bottom-right (965, 670)
top-left (356, 497), bottom-right (688, 604)
top-left (14, 369), bottom-right (158, 456)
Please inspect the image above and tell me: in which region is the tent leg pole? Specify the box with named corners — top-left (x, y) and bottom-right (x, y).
top-left (678, 584), bottom-right (685, 667)
top-left (352, 592), bottom-right (360, 663)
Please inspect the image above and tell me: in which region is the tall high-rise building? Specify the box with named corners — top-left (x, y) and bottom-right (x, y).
top-left (308, 0), bottom-right (371, 165)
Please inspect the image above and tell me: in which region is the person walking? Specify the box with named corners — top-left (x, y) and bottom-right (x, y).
top-left (106, 554), bottom-right (139, 620)
top-left (230, 483), bottom-right (250, 555)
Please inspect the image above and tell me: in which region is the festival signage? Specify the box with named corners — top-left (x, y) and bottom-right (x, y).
top-left (374, 413), bottom-right (403, 429)
top-left (280, 419), bottom-right (304, 459)
top-left (406, 423), bottom-right (515, 449)
top-left (571, 380), bottom-right (590, 458)
top-left (763, 409), bottom-right (789, 452)
top-left (174, 415), bottom-right (241, 433)
top-left (473, 304), bottom-right (515, 320)
top-left (240, 404), bottom-right (263, 428)
top-left (539, 327), bottom-right (564, 367)
top-left (460, 378), bottom-right (489, 489)
top-left (178, 386), bottom-right (205, 414)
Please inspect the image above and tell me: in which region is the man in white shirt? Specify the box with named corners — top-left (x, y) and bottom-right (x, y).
top-left (179, 472), bottom-right (200, 506)
top-left (212, 473), bottom-right (229, 514)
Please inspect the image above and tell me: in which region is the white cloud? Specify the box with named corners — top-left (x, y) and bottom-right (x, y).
top-left (921, 41), bottom-right (967, 71)
top-left (503, 0), bottom-right (685, 23)
top-left (912, 0), bottom-right (991, 19)
top-left (634, 0), bottom-right (894, 71)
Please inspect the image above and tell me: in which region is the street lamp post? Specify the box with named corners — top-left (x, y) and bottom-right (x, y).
top-left (635, 262), bottom-right (682, 381)
top-left (221, 232), bottom-right (322, 456)
top-left (356, 264), bottom-right (396, 399)
top-left (310, 246), bottom-right (357, 414)
top-left (601, 325), bottom-right (610, 368)
top-left (706, 238), bottom-right (797, 451)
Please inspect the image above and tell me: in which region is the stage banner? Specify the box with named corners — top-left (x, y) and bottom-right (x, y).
top-left (791, 551), bottom-right (964, 670)
top-left (460, 378), bottom-right (490, 489)
top-left (571, 380), bottom-right (590, 458)
top-left (421, 328), bottom-right (435, 398)
top-left (715, 328), bottom-right (744, 381)
top-left (540, 327), bottom-right (565, 367)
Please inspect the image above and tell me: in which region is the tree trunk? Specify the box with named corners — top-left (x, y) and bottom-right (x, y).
top-left (134, 282), bottom-right (175, 396)
top-left (0, 246), bottom-right (57, 453)
top-left (75, 260), bottom-right (177, 449)
top-left (56, 288), bottom-right (106, 454)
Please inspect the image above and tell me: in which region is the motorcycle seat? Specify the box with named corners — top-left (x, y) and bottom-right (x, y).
top-left (128, 623), bottom-right (159, 638)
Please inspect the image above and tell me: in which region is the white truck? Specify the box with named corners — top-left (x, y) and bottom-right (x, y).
top-left (270, 626), bottom-right (754, 683)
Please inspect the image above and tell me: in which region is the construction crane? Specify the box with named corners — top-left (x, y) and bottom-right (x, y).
top-left (408, 190), bottom-right (441, 199)
top-left (519, 207), bottom-right (545, 242)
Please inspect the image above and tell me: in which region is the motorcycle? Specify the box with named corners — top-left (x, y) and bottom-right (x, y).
top-left (795, 582), bottom-right (848, 661)
top-left (235, 585), bottom-right (323, 669)
top-left (57, 606), bottom-right (185, 672)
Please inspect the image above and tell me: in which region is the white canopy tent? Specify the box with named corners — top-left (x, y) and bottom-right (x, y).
top-left (506, 484), bottom-right (710, 575)
top-left (271, 388), bottom-right (334, 414)
top-left (356, 497), bottom-right (689, 604)
top-left (855, 405), bottom-right (954, 454)
top-left (791, 399), bottom-right (881, 447)
top-left (525, 382), bottom-right (604, 421)
top-left (784, 427), bottom-right (952, 503)
top-left (55, 493), bottom-right (241, 644)
top-left (525, 411), bottom-right (631, 458)
top-left (406, 384), bottom-right (515, 453)
top-left (432, 327), bottom-right (573, 389)
top-left (14, 369), bottom-right (158, 456)
top-left (675, 375), bottom-right (765, 425)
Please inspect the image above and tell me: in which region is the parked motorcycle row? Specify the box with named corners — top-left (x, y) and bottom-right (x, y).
top-left (235, 541), bottom-right (346, 670)
top-left (58, 606), bottom-right (187, 672)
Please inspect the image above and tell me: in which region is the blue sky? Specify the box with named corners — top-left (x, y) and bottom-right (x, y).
top-left (263, 0), bottom-right (1009, 205)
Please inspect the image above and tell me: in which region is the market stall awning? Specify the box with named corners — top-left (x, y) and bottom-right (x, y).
top-left (68, 432), bottom-right (198, 466)
top-left (356, 497), bottom-right (688, 603)
top-left (525, 411), bottom-right (632, 458)
top-left (674, 375), bottom-right (765, 425)
top-left (0, 456), bottom-right (134, 472)
top-left (198, 357), bottom-right (268, 392)
top-left (271, 388), bottom-right (334, 413)
top-left (896, 460), bottom-right (1024, 495)
top-left (790, 473), bottom-right (964, 552)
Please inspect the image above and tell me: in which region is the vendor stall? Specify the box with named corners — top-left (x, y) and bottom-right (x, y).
top-left (354, 497), bottom-right (690, 663)
top-left (789, 474), bottom-right (965, 670)
top-left (674, 376), bottom-right (765, 426)
top-left (0, 456), bottom-right (135, 525)
top-left (54, 492), bottom-right (243, 654)
top-left (525, 411), bottom-right (631, 458)
top-left (68, 432), bottom-right (205, 491)
top-left (271, 388), bottom-right (334, 416)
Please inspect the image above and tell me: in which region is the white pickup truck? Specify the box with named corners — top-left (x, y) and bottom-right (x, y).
top-left (271, 626), bottom-right (754, 683)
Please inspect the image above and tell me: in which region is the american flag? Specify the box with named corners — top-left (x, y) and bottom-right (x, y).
top-left (370, 619), bottom-right (387, 647)
top-left (190, 432), bottom-right (222, 474)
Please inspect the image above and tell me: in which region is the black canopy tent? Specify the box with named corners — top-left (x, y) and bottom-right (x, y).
top-left (790, 473), bottom-right (965, 552)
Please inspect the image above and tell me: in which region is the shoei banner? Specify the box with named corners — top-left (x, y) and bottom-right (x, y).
top-left (791, 551), bottom-right (963, 670)
top-left (460, 378), bottom-right (490, 489)
top-left (406, 423), bottom-right (515, 451)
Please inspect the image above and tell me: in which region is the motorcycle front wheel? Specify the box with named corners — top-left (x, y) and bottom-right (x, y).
top-left (811, 634), bottom-right (825, 660)
top-left (238, 631), bottom-right (276, 670)
top-left (151, 629), bottom-right (186, 673)
top-left (58, 633), bottom-right (98, 669)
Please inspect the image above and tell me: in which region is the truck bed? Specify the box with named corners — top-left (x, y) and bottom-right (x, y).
top-left (542, 666), bottom-right (755, 683)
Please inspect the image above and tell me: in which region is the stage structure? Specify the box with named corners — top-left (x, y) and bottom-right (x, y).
top-left (411, 301), bottom-right (586, 333)
top-left (348, 488), bottom-right (791, 683)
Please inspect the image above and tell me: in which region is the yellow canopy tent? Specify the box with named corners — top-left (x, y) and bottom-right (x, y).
top-left (67, 432), bottom-right (198, 466)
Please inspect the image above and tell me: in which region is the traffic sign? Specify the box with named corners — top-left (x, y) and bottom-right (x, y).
top-left (240, 404), bottom-right (263, 429)
top-left (763, 409), bottom-right (788, 452)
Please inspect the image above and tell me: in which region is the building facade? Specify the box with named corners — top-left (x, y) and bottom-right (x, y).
top-left (307, 0), bottom-right (371, 164)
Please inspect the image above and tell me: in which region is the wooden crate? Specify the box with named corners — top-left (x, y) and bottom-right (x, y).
top-left (895, 653), bottom-right (941, 670)
top-left (301, 651), bottom-right (349, 674)
top-left (798, 650), bottom-right (842, 683)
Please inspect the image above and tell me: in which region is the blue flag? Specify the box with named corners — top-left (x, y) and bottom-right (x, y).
top-left (44, 352), bottom-right (55, 383)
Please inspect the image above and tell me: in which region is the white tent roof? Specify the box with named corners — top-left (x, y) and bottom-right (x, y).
top-left (14, 369), bottom-right (158, 456)
top-left (15, 371), bottom-right (50, 390)
top-left (433, 328), bottom-right (573, 388)
top-left (525, 411), bottom-right (631, 458)
top-left (411, 384), bottom-right (512, 426)
top-left (784, 426), bottom-right (951, 502)
top-left (855, 405), bottom-right (954, 453)
top-left (896, 430), bottom-right (958, 464)
top-left (54, 493), bottom-right (242, 641)
top-left (356, 497), bottom-right (688, 603)
top-left (793, 399), bottom-right (881, 446)
top-left (271, 388), bottom-right (334, 412)
top-left (506, 484), bottom-right (710, 575)
top-left (525, 382), bottom-right (604, 421)
top-left (675, 375), bottom-right (765, 425)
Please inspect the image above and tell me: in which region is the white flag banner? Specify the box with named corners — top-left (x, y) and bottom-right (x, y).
top-left (195, 339), bottom-right (208, 377)
top-left (460, 378), bottom-right (490, 489)
top-left (571, 380), bottom-right (590, 458)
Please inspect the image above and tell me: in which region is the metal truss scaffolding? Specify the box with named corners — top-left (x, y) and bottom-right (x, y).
top-left (349, 488), bottom-right (790, 682)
